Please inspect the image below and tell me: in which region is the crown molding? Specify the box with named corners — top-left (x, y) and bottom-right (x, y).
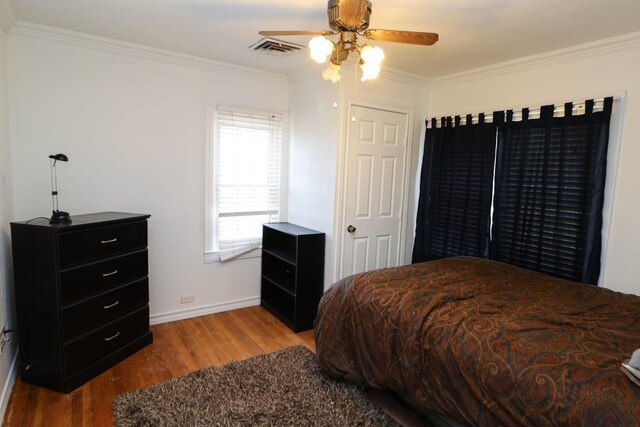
top-left (0, 0), bottom-right (16, 34)
top-left (6, 19), bottom-right (429, 89)
top-left (379, 65), bottom-right (430, 88)
top-left (431, 31), bottom-right (640, 89)
top-left (9, 21), bottom-right (289, 85)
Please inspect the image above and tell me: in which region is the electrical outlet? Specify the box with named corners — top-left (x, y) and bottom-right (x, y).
top-left (180, 295), bottom-right (195, 304)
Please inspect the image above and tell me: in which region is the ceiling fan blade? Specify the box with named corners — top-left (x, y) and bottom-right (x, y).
top-left (259, 30), bottom-right (335, 37)
top-left (363, 29), bottom-right (439, 46)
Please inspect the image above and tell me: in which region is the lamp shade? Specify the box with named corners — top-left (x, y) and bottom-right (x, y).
top-left (360, 45), bottom-right (384, 81)
top-left (309, 36), bottom-right (334, 64)
top-left (49, 153), bottom-right (69, 162)
top-left (322, 61), bottom-right (341, 83)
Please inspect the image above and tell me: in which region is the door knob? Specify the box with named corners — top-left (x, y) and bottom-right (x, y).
top-left (347, 225), bottom-right (356, 233)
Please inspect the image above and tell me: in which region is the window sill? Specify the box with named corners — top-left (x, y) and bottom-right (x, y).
top-left (204, 248), bottom-right (262, 263)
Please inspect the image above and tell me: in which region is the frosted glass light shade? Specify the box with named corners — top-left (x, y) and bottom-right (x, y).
top-left (360, 45), bottom-right (384, 81)
top-left (322, 61), bottom-right (341, 83)
top-left (309, 36), bottom-right (334, 64)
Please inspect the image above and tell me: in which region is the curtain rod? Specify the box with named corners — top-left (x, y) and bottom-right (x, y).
top-left (428, 96), bottom-right (619, 127)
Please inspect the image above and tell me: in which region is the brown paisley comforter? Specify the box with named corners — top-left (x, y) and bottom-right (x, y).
top-left (315, 257), bottom-right (640, 426)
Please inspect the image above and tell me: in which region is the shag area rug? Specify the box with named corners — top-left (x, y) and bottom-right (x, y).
top-left (113, 345), bottom-right (398, 426)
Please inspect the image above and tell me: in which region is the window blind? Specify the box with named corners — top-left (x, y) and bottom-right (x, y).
top-left (215, 107), bottom-right (283, 261)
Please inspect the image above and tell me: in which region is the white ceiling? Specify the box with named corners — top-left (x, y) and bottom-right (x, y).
top-left (8, 0), bottom-right (640, 78)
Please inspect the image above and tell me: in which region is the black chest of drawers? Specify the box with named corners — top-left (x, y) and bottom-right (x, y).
top-left (10, 212), bottom-right (153, 393)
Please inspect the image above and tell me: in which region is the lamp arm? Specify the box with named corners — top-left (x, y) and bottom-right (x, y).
top-left (50, 159), bottom-right (59, 212)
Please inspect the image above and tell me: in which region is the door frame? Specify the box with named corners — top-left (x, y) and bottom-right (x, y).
top-left (333, 98), bottom-right (415, 282)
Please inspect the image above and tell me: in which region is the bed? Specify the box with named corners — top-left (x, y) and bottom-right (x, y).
top-left (314, 256), bottom-right (640, 426)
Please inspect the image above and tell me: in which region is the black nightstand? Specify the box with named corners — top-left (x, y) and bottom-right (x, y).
top-left (261, 223), bottom-right (325, 332)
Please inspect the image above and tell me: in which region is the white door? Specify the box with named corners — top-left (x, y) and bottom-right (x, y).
top-left (340, 105), bottom-right (409, 278)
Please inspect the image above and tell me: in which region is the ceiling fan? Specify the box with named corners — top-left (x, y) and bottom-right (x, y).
top-left (259, 0), bottom-right (439, 82)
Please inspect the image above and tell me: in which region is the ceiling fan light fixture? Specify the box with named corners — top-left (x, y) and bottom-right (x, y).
top-left (360, 45), bottom-right (384, 81)
top-left (360, 45), bottom-right (384, 65)
top-left (259, 0), bottom-right (438, 84)
top-left (322, 61), bottom-right (342, 83)
top-left (360, 62), bottom-right (381, 81)
top-left (309, 36), bottom-right (335, 64)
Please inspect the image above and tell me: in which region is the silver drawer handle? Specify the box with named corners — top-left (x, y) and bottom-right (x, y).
top-left (102, 270), bottom-right (118, 277)
top-left (103, 300), bottom-right (120, 309)
top-left (101, 238), bottom-right (118, 244)
top-left (104, 332), bottom-right (120, 342)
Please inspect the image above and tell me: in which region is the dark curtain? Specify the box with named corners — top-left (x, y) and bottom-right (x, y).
top-left (491, 97), bottom-right (613, 284)
top-left (412, 113), bottom-right (502, 263)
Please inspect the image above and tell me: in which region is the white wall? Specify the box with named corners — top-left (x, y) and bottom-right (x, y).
top-left (288, 74), bottom-right (339, 287)
top-left (0, 19), bottom-right (18, 420)
top-left (7, 33), bottom-right (289, 322)
top-left (427, 36), bottom-right (640, 295)
top-left (288, 64), bottom-right (429, 287)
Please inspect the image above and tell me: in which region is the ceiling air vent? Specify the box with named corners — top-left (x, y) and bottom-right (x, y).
top-left (249, 38), bottom-right (304, 56)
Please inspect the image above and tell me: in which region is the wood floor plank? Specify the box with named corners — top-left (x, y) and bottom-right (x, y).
top-left (3, 306), bottom-right (315, 427)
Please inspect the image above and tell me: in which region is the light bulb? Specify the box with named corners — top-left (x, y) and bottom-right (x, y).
top-left (360, 45), bottom-right (385, 64)
top-left (322, 62), bottom-right (341, 83)
top-left (361, 62), bottom-right (381, 81)
top-left (309, 36), bottom-right (334, 64)
top-left (360, 45), bottom-right (384, 81)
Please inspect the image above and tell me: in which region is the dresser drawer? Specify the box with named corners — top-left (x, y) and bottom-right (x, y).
top-left (58, 221), bottom-right (148, 267)
top-left (63, 306), bottom-right (149, 375)
top-left (60, 250), bottom-right (148, 304)
top-left (61, 278), bottom-right (149, 341)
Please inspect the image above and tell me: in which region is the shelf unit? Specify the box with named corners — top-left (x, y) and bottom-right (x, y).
top-left (261, 223), bottom-right (325, 332)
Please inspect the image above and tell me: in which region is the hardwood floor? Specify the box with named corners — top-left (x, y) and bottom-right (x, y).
top-left (3, 306), bottom-right (315, 427)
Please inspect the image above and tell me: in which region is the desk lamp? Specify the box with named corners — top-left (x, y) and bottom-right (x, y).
top-left (49, 153), bottom-right (71, 225)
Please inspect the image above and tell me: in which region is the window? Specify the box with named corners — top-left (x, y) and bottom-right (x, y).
top-left (491, 99), bottom-right (613, 284)
top-left (205, 105), bottom-right (286, 262)
top-left (412, 113), bottom-right (501, 263)
top-left (413, 97), bottom-right (614, 284)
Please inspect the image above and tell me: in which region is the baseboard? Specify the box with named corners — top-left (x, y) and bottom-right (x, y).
top-left (149, 296), bottom-right (261, 325)
top-left (0, 350), bottom-right (18, 426)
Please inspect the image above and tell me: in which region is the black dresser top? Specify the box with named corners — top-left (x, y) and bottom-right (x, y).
top-left (12, 212), bottom-right (150, 230)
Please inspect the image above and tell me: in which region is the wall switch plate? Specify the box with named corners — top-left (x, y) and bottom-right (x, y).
top-left (180, 295), bottom-right (195, 304)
